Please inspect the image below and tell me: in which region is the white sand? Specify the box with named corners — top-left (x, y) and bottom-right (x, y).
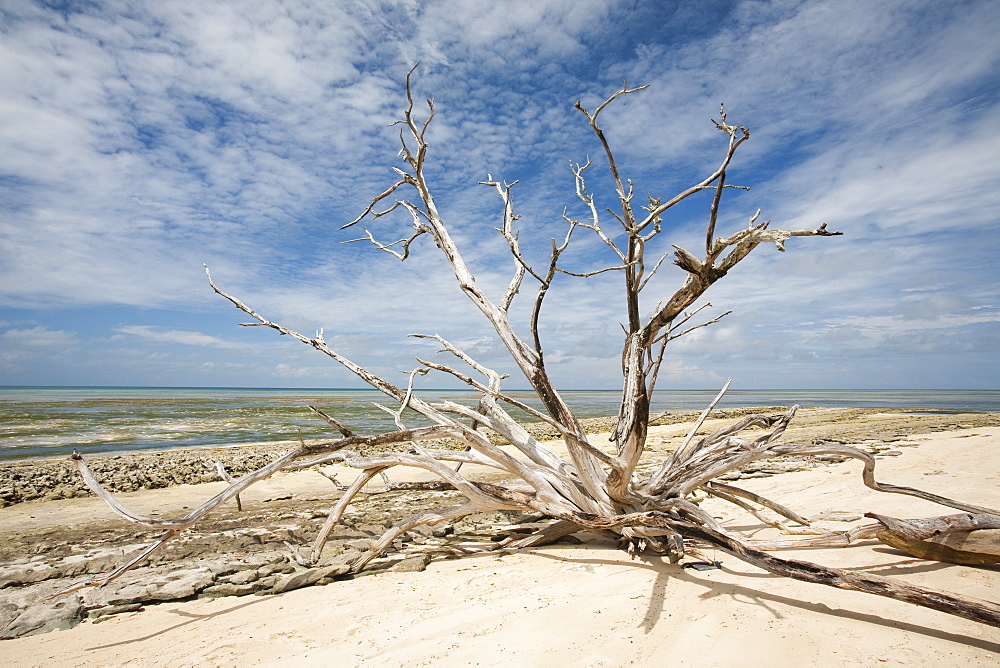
top-left (4, 426), bottom-right (1000, 666)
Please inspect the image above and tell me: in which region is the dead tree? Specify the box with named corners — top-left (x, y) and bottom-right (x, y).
top-left (65, 66), bottom-right (1000, 627)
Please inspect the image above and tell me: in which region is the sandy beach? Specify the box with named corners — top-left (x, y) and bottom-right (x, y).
top-left (2, 410), bottom-right (999, 665)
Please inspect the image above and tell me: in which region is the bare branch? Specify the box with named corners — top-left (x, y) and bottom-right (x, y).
top-left (60, 73), bottom-right (1000, 634)
top-left (554, 264), bottom-right (627, 278)
top-left (480, 176), bottom-right (534, 308)
top-left (340, 178), bottom-right (412, 230)
top-left (345, 224), bottom-right (426, 260)
top-left (568, 160), bottom-right (626, 261)
top-left (703, 481), bottom-right (812, 529)
top-left (636, 249), bottom-right (671, 291)
top-left (214, 462), bottom-right (243, 511)
top-left (656, 309), bottom-right (732, 345)
top-left (659, 379), bottom-right (732, 474)
top-left (575, 82), bottom-right (650, 225)
top-left (308, 405), bottom-right (356, 437)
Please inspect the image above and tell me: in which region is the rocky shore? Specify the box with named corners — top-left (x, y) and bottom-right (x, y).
top-left (2, 407), bottom-right (998, 640)
top-left (0, 501), bottom-right (543, 640)
top-left (0, 413), bottom-right (670, 507)
top-left (4, 407), bottom-right (996, 508)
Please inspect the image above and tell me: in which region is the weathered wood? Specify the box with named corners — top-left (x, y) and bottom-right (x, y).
top-left (868, 513), bottom-right (1000, 565)
top-left (926, 529), bottom-right (1000, 557)
top-left (877, 530), bottom-right (1000, 565)
top-left (65, 67), bottom-right (1000, 632)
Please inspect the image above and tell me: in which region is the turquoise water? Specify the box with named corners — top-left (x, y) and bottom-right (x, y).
top-left (1, 387), bottom-right (998, 461)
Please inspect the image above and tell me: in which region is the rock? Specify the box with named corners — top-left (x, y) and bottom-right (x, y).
top-left (317, 547), bottom-right (363, 568)
top-left (357, 523), bottom-right (391, 535)
top-left (200, 559), bottom-right (246, 577)
top-left (0, 595), bottom-right (84, 639)
top-left (0, 601), bottom-right (19, 629)
top-left (51, 557), bottom-right (90, 579)
top-left (389, 554), bottom-right (432, 573)
top-left (407, 531), bottom-right (431, 545)
top-left (88, 602), bottom-right (143, 621)
top-left (147, 567), bottom-right (216, 601)
top-left (97, 566), bottom-right (217, 606)
top-left (201, 582), bottom-right (260, 597)
top-left (252, 574), bottom-right (283, 592)
top-left (0, 564), bottom-right (61, 588)
top-left (408, 524), bottom-right (436, 539)
top-left (254, 562), bottom-right (294, 577)
top-left (222, 569), bottom-right (260, 586)
top-left (84, 554), bottom-right (122, 574)
top-left (106, 583), bottom-right (154, 606)
top-left (345, 539), bottom-right (373, 551)
top-left (431, 525), bottom-right (454, 538)
top-left (269, 563), bottom-right (351, 594)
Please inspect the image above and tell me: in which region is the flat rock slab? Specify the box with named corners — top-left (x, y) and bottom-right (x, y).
top-left (0, 595), bottom-right (83, 639)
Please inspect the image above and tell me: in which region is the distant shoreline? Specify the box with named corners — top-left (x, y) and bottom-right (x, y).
top-left (2, 407), bottom-right (999, 508)
top-left (0, 385), bottom-right (1000, 392)
top-left (5, 388), bottom-right (1000, 463)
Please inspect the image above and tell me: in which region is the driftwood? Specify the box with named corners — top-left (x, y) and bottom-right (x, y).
top-left (869, 513), bottom-right (1000, 565)
top-left (62, 66), bottom-right (1000, 628)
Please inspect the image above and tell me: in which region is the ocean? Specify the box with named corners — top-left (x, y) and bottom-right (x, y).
top-left (1, 386), bottom-right (998, 462)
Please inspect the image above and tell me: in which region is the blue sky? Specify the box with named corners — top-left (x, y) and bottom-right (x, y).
top-left (1, 0), bottom-right (998, 391)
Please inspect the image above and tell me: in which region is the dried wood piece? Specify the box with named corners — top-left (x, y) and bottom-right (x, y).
top-left (926, 530), bottom-right (1000, 556)
top-left (877, 530), bottom-right (1000, 565)
top-left (65, 66), bottom-right (1000, 631)
top-left (214, 462), bottom-right (242, 511)
top-left (868, 512), bottom-right (1000, 565)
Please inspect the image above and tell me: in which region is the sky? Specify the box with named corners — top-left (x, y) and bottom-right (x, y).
top-left (1, 0), bottom-right (999, 392)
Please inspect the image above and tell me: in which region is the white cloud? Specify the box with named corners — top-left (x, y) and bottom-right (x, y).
top-left (1, 0), bottom-right (998, 389)
top-left (114, 325), bottom-right (241, 348)
top-left (0, 325), bottom-right (80, 378)
top-left (274, 363), bottom-right (312, 378)
top-left (1, 326), bottom-right (78, 349)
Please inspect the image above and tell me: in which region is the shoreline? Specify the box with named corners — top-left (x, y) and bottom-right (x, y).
top-left (0, 417), bottom-right (997, 661)
top-left (2, 407), bottom-right (999, 508)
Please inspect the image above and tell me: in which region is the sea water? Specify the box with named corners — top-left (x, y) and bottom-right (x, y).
top-left (1, 386), bottom-right (997, 461)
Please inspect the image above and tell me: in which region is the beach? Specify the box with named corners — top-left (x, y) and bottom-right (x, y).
top-left (1, 408), bottom-right (999, 665)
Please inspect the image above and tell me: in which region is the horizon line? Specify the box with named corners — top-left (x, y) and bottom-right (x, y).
top-left (2, 385), bottom-right (997, 392)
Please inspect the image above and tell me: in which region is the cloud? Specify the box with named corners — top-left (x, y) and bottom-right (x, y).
top-left (274, 363), bottom-right (313, 378)
top-left (1, 326), bottom-right (79, 349)
top-left (1, 0), bottom-right (998, 389)
top-left (0, 1), bottom-right (403, 310)
top-left (113, 325), bottom-right (242, 348)
top-left (0, 325), bottom-right (80, 377)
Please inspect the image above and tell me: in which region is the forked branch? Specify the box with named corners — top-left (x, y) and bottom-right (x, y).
top-left (65, 67), bottom-right (1000, 632)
